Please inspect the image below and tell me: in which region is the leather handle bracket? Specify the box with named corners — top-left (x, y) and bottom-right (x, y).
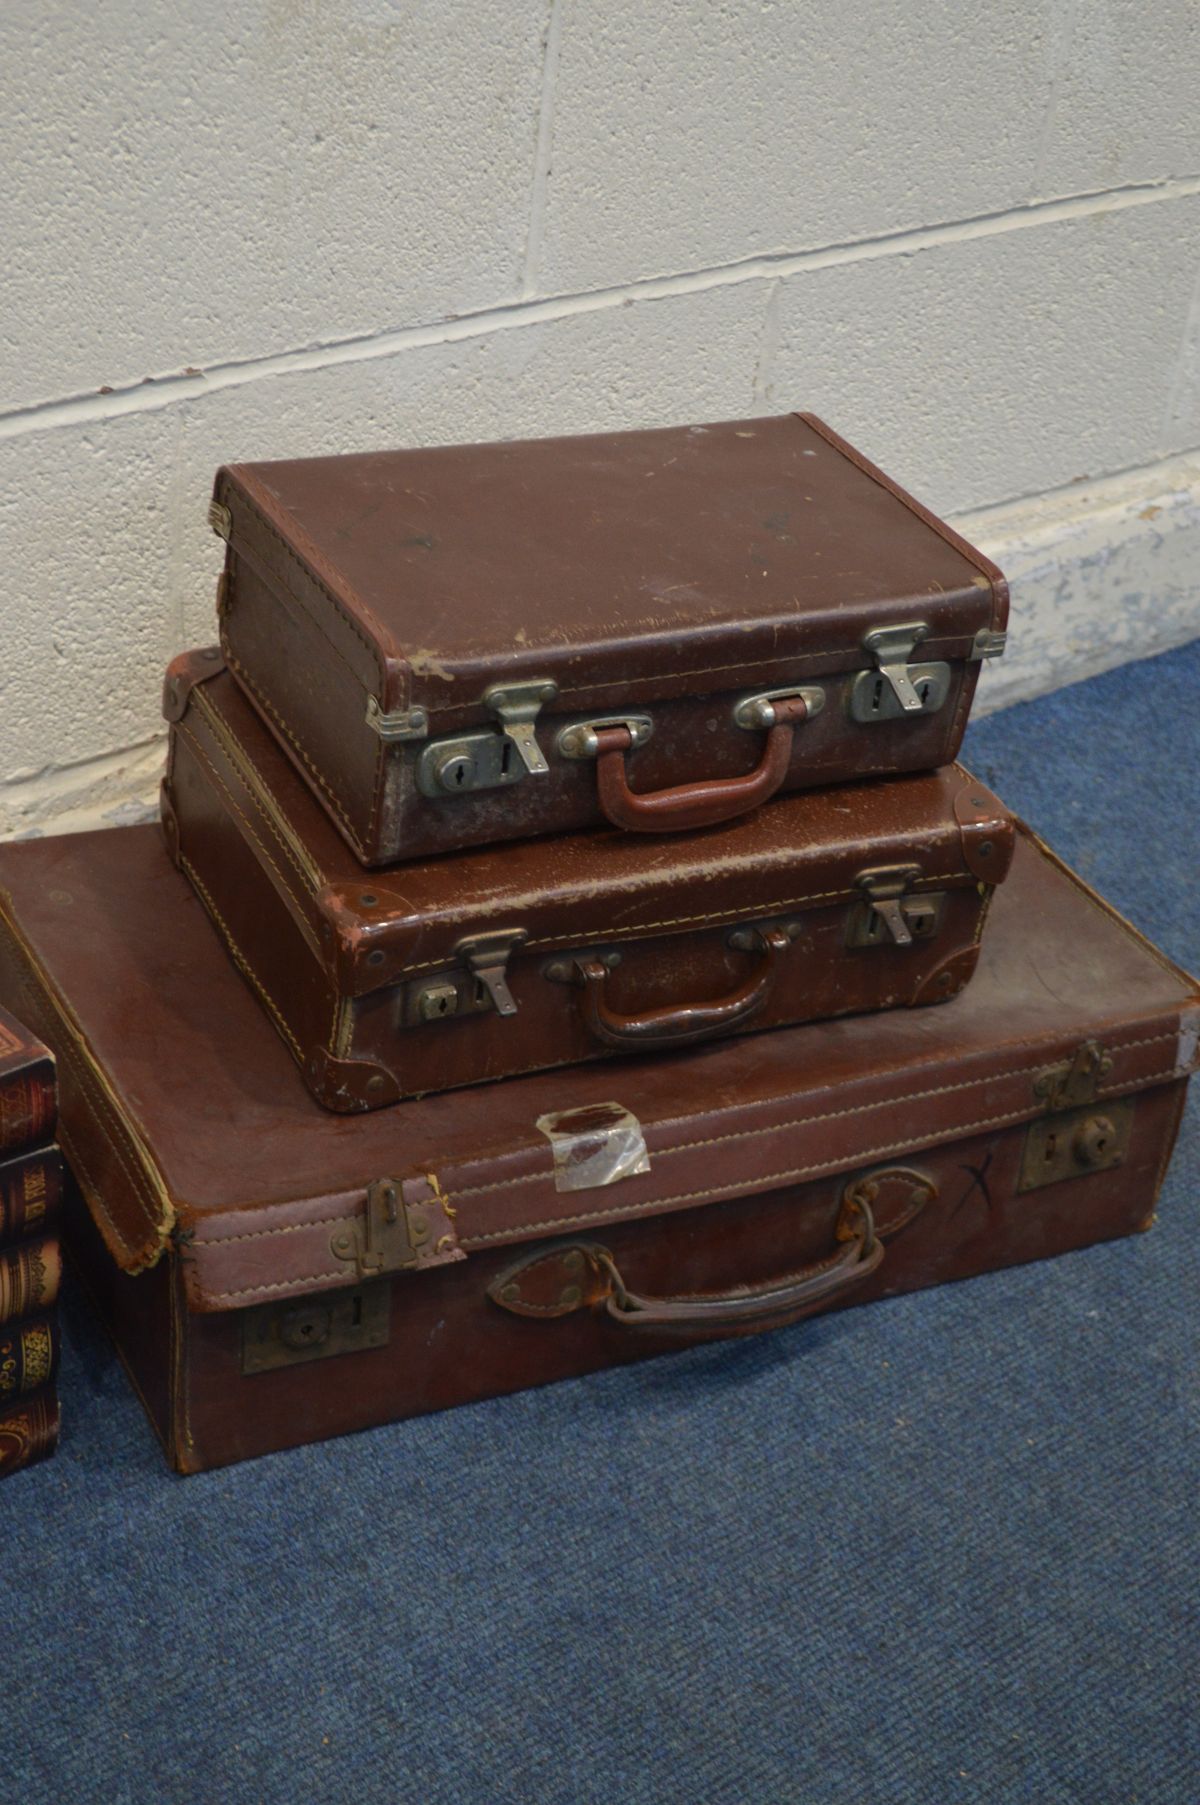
top-left (593, 693), bottom-right (808, 833)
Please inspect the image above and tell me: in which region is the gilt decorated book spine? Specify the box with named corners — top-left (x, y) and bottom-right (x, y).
top-left (0, 1316), bottom-right (59, 1403)
top-left (0, 1238), bottom-right (61, 1327)
top-left (0, 1390), bottom-right (60, 1479)
top-left (0, 1148), bottom-right (62, 1247)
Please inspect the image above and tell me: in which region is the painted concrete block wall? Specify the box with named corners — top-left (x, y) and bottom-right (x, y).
top-left (1, 0), bottom-right (1198, 833)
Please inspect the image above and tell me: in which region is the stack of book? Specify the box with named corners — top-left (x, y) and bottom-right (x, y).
top-left (0, 1006), bottom-right (61, 1479)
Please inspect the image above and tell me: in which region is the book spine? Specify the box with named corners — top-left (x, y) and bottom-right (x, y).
top-left (0, 1148), bottom-right (62, 1248)
top-left (0, 1388), bottom-right (59, 1479)
top-left (0, 1059), bottom-right (56, 1156)
top-left (0, 1315), bottom-right (58, 1402)
top-left (0, 1238), bottom-right (61, 1326)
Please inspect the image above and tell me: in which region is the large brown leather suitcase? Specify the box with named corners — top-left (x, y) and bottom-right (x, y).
top-left (162, 651), bottom-right (1014, 1111)
top-left (0, 821), bottom-right (1193, 1475)
top-left (209, 412), bottom-right (1008, 865)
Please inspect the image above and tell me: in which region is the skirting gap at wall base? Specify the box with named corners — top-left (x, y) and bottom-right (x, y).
top-left (1, 451), bottom-right (1196, 841)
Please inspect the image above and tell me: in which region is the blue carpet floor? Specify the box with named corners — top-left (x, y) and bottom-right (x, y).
top-left (2, 642), bottom-right (1198, 1805)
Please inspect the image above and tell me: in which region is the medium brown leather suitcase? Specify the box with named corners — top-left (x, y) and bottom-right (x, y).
top-left (209, 412), bottom-right (1008, 865)
top-left (161, 652), bottom-right (1014, 1111)
top-left (0, 821), bottom-right (1193, 1475)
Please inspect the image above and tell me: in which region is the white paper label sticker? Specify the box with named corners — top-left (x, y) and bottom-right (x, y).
top-left (536, 1101), bottom-right (651, 1194)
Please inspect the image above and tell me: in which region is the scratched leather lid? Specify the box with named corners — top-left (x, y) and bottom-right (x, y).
top-left (215, 413), bottom-right (1005, 721)
top-left (0, 825), bottom-right (1194, 1289)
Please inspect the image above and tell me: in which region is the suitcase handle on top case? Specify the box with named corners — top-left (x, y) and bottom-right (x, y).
top-left (489, 1191), bottom-right (884, 1335)
top-left (569, 927), bottom-right (793, 1050)
top-left (591, 692), bottom-right (810, 832)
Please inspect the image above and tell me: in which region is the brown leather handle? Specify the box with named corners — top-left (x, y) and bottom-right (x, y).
top-left (597, 1194), bottom-right (880, 1334)
top-left (570, 928), bottom-right (791, 1050)
top-left (593, 693), bottom-right (809, 833)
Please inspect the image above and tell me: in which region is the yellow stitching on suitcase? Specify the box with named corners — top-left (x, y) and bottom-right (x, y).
top-left (386, 872), bottom-right (960, 979)
top-left (0, 915), bottom-right (172, 1243)
top-left (458, 1074), bottom-right (1183, 1245)
top-left (177, 723), bottom-right (319, 937)
top-left (179, 856), bottom-right (305, 1065)
top-left (443, 1035), bottom-right (1180, 1200)
top-left (188, 688), bottom-right (323, 894)
top-left (223, 648), bottom-right (373, 859)
top-left (196, 1056), bottom-right (1186, 1297)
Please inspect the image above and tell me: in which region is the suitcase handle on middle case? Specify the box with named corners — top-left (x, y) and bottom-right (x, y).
top-left (568, 927), bottom-right (793, 1050)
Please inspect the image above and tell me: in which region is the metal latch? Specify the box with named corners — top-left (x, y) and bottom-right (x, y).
top-left (969, 628), bottom-right (1007, 660)
top-left (484, 679), bottom-right (558, 776)
top-left (861, 622), bottom-right (931, 713)
top-left (242, 1282), bottom-right (390, 1374)
top-left (365, 696), bottom-right (430, 742)
top-left (207, 500), bottom-right (232, 540)
top-left (732, 686), bottom-right (826, 730)
top-left (1032, 1040), bottom-right (1112, 1112)
top-left (848, 865), bottom-right (943, 948)
top-left (329, 1175), bottom-right (463, 1280)
top-left (456, 928), bottom-right (527, 1016)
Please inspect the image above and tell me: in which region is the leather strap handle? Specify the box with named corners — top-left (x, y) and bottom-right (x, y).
top-left (570, 928), bottom-right (792, 1050)
top-left (595, 1195), bottom-right (880, 1332)
top-left (593, 693), bottom-right (809, 833)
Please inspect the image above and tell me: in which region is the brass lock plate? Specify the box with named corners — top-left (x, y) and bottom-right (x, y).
top-left (241, 1282), bottom-right (390, 1374)
top-left (1018, 1098), bottom-right (1134, 1194)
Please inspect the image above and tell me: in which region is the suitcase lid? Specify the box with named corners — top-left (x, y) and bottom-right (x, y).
top-left (0, 824), bottom-right (1195, 1303)
top-left (212, 413), bottom-right (1007, 730)
top-left (167, 657), bottom-right (1014, 997)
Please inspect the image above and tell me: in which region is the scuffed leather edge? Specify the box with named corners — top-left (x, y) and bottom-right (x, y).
top-left (162, 646), bottom-right (225, 724)
top-left (0, 890), bottom-right (175, 1274)
top-left (306, 1046), bottom-right (402, 1113)
top-left (795, 412), bottom-right (1010, 632)
top-left (951, 768), bottom-right (1017, 884)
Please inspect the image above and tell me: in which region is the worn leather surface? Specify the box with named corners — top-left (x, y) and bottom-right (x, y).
top-left (164, 656), bottom-right (1013, 1105)
top-left (214, 411), bottom-right (1008, 863)
top-left (0, 823), bottom-right (1195, 1317)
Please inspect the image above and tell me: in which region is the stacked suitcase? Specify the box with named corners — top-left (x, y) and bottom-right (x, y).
top-left (0, 411), bottom-right (1194, 1473)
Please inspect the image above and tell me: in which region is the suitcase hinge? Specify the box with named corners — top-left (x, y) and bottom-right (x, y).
top-left (848, 865), bottom-right (943, 948)
top-left (860, 621), bottom-right (931, 713)
top-left (1032, 1039), bottom-right (1112, 1112)
top-left (207, 500), bottom-right (232, 540)
top-left (330, 1175), bottom-right (464, 1280)
top-left (365, 696), bottom-right (430, 742)
top-left (484, 679), bottom-right (558, 776)
top-left (969, 628), bottom-right (1007, 660)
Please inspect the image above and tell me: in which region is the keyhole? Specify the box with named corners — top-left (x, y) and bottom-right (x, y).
top-left (870, 677), bottom-right (884, 714)
top-left (500, 740), bottom-right (512, 776)
top-left (918, 680), bottom-right (930, 707)
top-left (1043, 1132), bottom-right (1058, 1163)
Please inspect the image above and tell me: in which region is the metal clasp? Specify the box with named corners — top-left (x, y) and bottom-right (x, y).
top-left (365, 696), bottom-right (430, 742)
top-left (731, 686), bottom-right (826, 730)
top-left (1032, 1040), bottom-right (1112, 1112)
top-left (848, 865), bottom-right (943, 948)
top-left (455, 928), bottom-right (528, 1016)
top-left (484, 679), bottom-right (558, 776)
top-left (329, 1174), bottom-right (464, 1280)
top-left (969, 628), bottom-right (1008, 660)
top-left (861, 621), bottom-right (931, 713)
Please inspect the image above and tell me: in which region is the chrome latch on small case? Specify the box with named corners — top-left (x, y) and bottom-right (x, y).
top-left (850, 622), bottom-right (950, 721)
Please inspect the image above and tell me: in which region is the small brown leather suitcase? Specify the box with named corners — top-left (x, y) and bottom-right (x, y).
top-left (162, 652), bottom-right (1014, 1111)
top-left (0, 821), bottom-right (1193, 1475)
top-left (209, 412), bottom-right (1008, 864)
